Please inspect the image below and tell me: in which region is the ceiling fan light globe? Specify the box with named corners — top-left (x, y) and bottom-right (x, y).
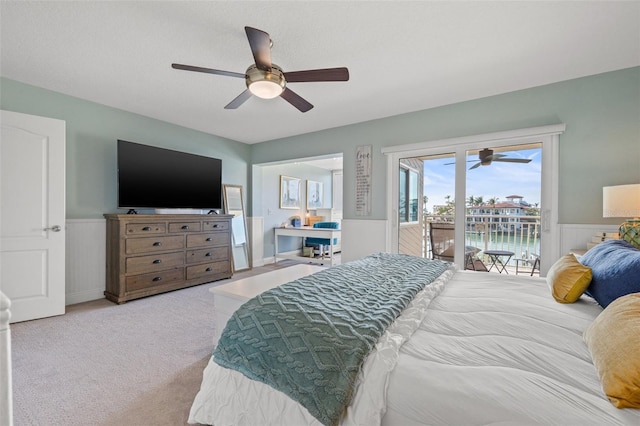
top-left (245, 64), bottom-right (286, 99)
top-left (249, 81), bottom-right (283, 99)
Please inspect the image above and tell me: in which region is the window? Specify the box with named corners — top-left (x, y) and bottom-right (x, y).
top-left (399, 167), bottom-right (419, 223)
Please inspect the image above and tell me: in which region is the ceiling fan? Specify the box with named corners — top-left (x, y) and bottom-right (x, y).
top-left (445, 148), bottom-right (532, 170)
top-left (171, 26), bottom-right (349, 113)
top-left (469, 148), bottom-right (532, 169)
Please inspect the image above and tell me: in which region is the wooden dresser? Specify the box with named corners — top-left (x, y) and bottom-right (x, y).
top-left (104, 214), bottom-right (233, 303)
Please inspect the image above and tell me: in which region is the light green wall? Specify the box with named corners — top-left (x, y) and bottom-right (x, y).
top-left (252, 67), bottom-right (640, 224)
top-left (3, 67), bottom-right (638, 224)
top-left (1, 78), bottom-right (250, 219)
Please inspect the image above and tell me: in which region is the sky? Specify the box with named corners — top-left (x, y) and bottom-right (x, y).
top-left (422, 147), bottom-right (542, 213)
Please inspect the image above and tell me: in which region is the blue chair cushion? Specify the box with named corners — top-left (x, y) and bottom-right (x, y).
top-left (305, 222), bottom-right (339, 246)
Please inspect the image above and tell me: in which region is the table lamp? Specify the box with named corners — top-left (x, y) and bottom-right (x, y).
top-left (603, 184), bottom-right (640, 248)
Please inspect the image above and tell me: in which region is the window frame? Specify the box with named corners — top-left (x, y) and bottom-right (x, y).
top-left (399, 165), bottom-right (420, 224)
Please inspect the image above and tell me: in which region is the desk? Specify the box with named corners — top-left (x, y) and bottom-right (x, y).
top-left (274, 226), bottom-right (341, 266)
top-left (484, 250), bottom-right (514, 274)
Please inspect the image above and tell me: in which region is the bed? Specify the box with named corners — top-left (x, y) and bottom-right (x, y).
top-left (189, 242), bottom-right (640, 425)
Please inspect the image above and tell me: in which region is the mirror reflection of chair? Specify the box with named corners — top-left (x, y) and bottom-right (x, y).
top-left (305, 221), bottom-right (340, 260)
top-left (428, 222), bottom-right (487, 271)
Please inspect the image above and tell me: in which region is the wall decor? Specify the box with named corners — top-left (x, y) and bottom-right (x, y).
top-left (280, 175), bottom-right (301, 209)
top-left (307, 180), bottom-right (324, 210)
top-left (356, 144), bottom-right (372, 216)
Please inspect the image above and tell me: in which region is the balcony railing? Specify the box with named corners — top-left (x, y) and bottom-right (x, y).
top-left (424, 214), bottom-right (541, 267)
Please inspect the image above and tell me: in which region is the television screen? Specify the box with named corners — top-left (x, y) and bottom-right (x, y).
top-left (117, 140), bottom-right (222, 210)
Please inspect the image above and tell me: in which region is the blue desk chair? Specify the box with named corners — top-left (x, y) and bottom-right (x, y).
top-left (305, 221), bottom-right (339, 258)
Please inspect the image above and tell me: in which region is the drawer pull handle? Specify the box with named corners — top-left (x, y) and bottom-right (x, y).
top-left (153, 259), bottom-right (162, 264)
top-left (142, 226), bottom-right (152, 231)
top-left (213, 224), bottom-right (219, 228)
top-left (206, 267), bottom-right (212, 272)
top-left (206, 237), bottom-right (213, 242)
top-left (153, 242), bottom-right (162, 247)
top-left (152, 276), bottom-right (162, 282)
top-left (181, 225), bottom-right (189, 230)
top-left (205, 252), bottom-right (212, 257)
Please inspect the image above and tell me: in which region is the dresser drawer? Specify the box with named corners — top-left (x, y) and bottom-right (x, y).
top-left (186, 247), bottom-right (228, 264)
top-left (203, 220), bottom-right (230, 232)
top-left (125, 252), bottom-right (184, 274)
top-left (169, 221), bottom-right (202, 233)
top-left (125, 222), bottom-right (166, 235)
top-left (187, 232), bottom-right (230, 248)
top-left (187, 261), bottom-right (230, 280)
top-left (125, 268), bottom-right (185, 293)
top-left (126, 236), bottom-right (185, 255)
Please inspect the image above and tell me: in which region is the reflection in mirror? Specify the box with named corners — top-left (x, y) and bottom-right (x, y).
top-left (223, 184), bottom-right (251, 272)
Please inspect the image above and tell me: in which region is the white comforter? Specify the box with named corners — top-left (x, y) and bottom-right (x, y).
top-left (189, 270), bottom-right (640, 425)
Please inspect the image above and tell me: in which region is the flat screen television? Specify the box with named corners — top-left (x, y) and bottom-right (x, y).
top-left (117, 140), bottom-right (222, 211)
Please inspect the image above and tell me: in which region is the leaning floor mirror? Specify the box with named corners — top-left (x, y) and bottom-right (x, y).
top-left (223, 184), bottom-right (251, 272)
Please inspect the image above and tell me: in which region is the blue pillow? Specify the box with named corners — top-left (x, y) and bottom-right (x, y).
top-left (580, 240), bottom-right (640, 308)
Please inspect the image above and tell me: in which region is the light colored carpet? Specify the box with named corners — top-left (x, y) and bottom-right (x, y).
top-left (10, 261), bottom-right (302, 426)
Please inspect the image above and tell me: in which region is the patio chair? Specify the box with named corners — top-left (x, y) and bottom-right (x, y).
top-left (429, 222), bottom-right (487, 271)
top-left (515, 253), bottom-right (540, 276)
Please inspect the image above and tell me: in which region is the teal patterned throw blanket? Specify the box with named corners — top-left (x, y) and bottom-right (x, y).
top-left (213, 253), bottom-right (450, 425)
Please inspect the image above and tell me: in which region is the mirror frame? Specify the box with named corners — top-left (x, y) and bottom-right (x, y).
top-left (222, 184), bottom-right (251, 272)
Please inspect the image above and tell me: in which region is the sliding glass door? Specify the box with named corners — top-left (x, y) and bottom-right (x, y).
top-left (385, 125), bottom-right (564, 275)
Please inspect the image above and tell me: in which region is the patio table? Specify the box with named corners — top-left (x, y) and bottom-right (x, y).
top-left (484, 250), bottom-right (514, 274)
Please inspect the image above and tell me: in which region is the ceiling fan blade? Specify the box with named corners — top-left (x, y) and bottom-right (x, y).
top-left (444, 160), bottom-right (475, 165)
top-left (493, 158), bottom-right (532, 163)
top-left (171, 63), bottom-right (245, 79)
top-left (280, 87), bottom-right (313, 113)
top-left (284, 67), bottom-right (349, 83)
top-left (245, 26), bottom-right (272, 71)
top-left (224, 89), bottom-right (252, 109)
top-left (469, 162), bottom-right (483, 170)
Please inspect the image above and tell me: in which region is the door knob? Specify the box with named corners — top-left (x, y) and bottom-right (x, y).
top-left (44, 225), bottom-right (62, 232)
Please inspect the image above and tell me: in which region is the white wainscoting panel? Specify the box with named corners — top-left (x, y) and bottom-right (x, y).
top-left (248, 216), bottom-right (264, 268)
top-left (559, 223), bottom-right (620, 255)
top-left (341, 219), bottom-right (389, 263)
top-left (65, 219), bottom-right (106, 305)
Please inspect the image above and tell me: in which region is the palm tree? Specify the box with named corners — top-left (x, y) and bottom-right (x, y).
top-left (436, 195), bottom-right (455, 218)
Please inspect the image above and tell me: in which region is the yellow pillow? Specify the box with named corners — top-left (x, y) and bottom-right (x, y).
top-left (584, 293), bottom-right (640, 408)
top-left (546, 253), bottom-right (592, 303)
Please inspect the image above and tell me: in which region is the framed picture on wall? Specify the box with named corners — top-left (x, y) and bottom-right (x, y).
top-left (280, 175), bottom-right (301, 209)
top-left (307, 180), bottom-right (323, 209)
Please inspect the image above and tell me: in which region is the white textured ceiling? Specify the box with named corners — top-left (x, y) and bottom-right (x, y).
top-left (1, 1), bottom-right (639, 144)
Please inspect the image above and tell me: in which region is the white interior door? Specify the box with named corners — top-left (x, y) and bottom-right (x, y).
top-left (1, 110), bottom-right (66, 323)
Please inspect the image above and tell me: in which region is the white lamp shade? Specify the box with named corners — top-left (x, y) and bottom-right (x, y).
top-left (603, 184), bottom-right (640, 218)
